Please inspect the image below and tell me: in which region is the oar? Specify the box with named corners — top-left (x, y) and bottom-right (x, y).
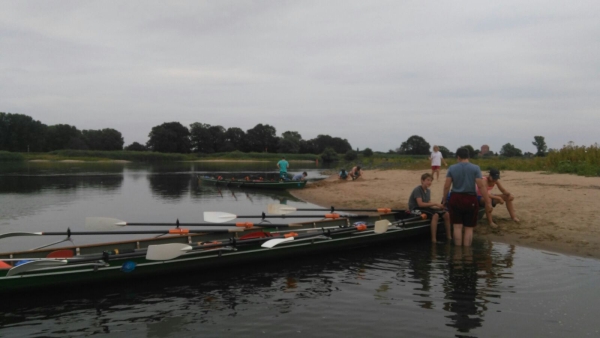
top-left (267, 204), bottom-right (404, 215)
top-left (0, 227), bottom-right (245, 239)
top-left (203, 211), bottom-right (368, 223)
top-left (6, 260), bottom-right (68, 277)
top-left (146, 243), bottom-right (192, 261)
top-left (86, 217), bottom-right (306, 230)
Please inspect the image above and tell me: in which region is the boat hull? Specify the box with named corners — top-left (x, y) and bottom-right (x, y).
top-left (0, 212), bottom-right (437, 292)
top-left (199, 176), bottom-right (307, 190)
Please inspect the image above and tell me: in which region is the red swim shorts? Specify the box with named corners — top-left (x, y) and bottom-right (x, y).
top-left (431, 166), bottom-right (440, 171)
top-left (448, 193), bottom-right (479, 227)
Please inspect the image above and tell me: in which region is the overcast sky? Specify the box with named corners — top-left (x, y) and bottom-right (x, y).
top-left (1, 1), bottom-right (598, 153)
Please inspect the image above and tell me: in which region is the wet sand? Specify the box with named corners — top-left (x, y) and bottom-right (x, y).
top-left (291, 169), bottom-right (600, 259)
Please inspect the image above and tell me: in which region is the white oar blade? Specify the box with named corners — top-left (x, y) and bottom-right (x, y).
top-left (85, 217), bottom-right (126, 230)
top-left (6, 260), bottom-right (68, 277)
top-left (0, 232), bottom-right (43, 239)
top-left (267, 204), bottom-right (297, 215)
top-left (374, 220), bottom-right (392, 234)
top-left (146, 243), bottom-right (192, 261)
top-left (261, 237), bottom-right (294, 248)
top-left (203, 212), bottom-right (237, 223)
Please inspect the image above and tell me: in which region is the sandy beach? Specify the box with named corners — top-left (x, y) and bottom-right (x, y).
top-left (291, 169), bottom-right (600, 259)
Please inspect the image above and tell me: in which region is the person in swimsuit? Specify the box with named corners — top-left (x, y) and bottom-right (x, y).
top-left (442, 148), bottom-right (492, 247)
top-left (477, 168), bottom-right (520, 228)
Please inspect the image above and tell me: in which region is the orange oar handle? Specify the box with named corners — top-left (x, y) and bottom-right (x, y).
top-left (284, 232), bottom-right (299, 238)
top-left (169, 228), bottom-right (190, 234)
top-left (377, 208), bottom-right (392, 213)
top-left (324, 213), bottom-right (340, 219)
top-left (236, 222), bottom-right (254, 229)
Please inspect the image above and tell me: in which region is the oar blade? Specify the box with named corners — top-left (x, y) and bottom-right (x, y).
top-left (0, 232), bottom-right (43, 239)
top-left (203, 212), bottom-right (237, 223)
top-left (85, 217), bottom-right (126, 230)
top-left (6, 260), bottom-right (68, 277)
top-left (261, 237), bottom-right (294, 248)
top-left (374, 220), bottom-right (392, 234)
top-left (146, 243), bottom-right (192, 261)
top-left (267, 204), bottom-right (297, 215)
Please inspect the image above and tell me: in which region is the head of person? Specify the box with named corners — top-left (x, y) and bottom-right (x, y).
top-left (488, 168), bottom-right (500, 181)
top-left (456, 148), bottom-right (469, 160)
top-left (282, 156), bottom-right (286, 160)
top-left (302, 172), bottom-right (307, 177)
top-left (433, 145), bottom-right (439, 152)
top-left (356, 166), bottom-right (361, 171)
top-left (421, 173), bottom-right (433, 187)
top-left (340, 168), bottom-right (346, 173)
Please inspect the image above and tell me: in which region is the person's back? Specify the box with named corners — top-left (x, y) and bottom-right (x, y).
top-left (447, 162), bottom-right (481, 193)
top-left (339, 169), bottom-right (348, 179)
top-left (293, 172), bottom-right (307, 181)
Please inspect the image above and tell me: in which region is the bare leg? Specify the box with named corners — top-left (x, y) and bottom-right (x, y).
top-left (430, 213), bottom-right (439, 243)
top-left (443, 213), bottom-right (452, 240)
top-left (501, 194), bottom-right (519, 222)
top-left (453, 224), bottom-right (463, 246)
top-left (463, 227), bottom-right (474, 246)
top-left (486, 208), bottom-right (498, 228)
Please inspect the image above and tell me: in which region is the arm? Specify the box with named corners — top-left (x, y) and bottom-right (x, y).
top-left (417, 198), bottom-right (443, 209)
top-left (495, 181), bottom-right (510, 195)
top-left (442, 177), bottom-right (452, 206)
top-left (442, 158), bottom-right (448, 166)
top-left (476, 178), bottom-right (492, 212)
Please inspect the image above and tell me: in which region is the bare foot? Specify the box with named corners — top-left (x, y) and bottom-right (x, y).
top-left (512, 217), bottom-right (520, 223)
top-left (490, 222), bottom-right (499, 228)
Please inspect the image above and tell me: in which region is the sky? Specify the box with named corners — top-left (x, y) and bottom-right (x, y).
top-left (1, 1), bottom-right (599, 153)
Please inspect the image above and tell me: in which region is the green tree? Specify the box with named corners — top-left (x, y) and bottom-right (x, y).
top-left (363, 148), bottom-right (373, 157)
top-left (500, 143), bottom-right (523, 157)
top-left (312, 135), bottom-right (352, 154)
top-left (459, 145), bottom-right (477, 158)
top-left (320, 147), bottom-right (338, 162)
top-left (82, 128), bottom-right (124, 150)
top-left (278, 131), bottom-right (303, 153)
top-left (189, 123), bottom-right (225, 153)
top-left (224, 127), bottom-right (246, 151)
top-left (0, 112), bottom-right (47, 152)
top-left (438, 145), bottom-right (450, 158)
top-left (147, 122), bottom-right (191, 153)
top-left (344, 150), bottom-right (358, 161)
top-left (45, 124), bottom-right (86, 151)
top-left (125, 142), bottom-right (147, 151)
top-left (532, 136), bottom-right (548, 157)
top-left (398, 135), bottom-right (430, 155)
top-left (246, 124), bottom-right (278, 152)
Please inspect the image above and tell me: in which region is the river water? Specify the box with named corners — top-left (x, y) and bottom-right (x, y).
top-left (0, 162), bottom-right (598, 337)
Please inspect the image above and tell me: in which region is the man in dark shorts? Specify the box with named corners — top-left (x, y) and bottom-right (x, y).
top-left (442, 148), bottom-right (491, 246)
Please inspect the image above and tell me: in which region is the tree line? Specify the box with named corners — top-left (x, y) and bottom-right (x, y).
top-left (0, 112), bottom-right (353, 155)
top-left (393, 135), bottom-right (548, 158)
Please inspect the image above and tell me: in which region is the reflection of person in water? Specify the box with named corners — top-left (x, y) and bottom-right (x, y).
top-left (445, 246), bottom-right (483, 333)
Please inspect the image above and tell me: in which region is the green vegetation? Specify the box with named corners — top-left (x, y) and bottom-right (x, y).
top-left (0, 151), bottom-right (24, 162)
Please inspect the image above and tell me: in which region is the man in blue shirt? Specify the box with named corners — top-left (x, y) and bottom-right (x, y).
top-left (292, 172), bottom-right (307, 181)
top-left (442, 148), bottom-right (491, 247)
top-left (277, 157), bottom-right (289, 180)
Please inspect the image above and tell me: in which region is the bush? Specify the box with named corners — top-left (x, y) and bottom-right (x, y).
top-left (344, 150), bottom-right (358, 161)
top-left (363, 148), bottom-right (373, 157)
top-left (320, 147), bottom-right (338, 162)
top-left (0, 151), bottom-right (24, 162)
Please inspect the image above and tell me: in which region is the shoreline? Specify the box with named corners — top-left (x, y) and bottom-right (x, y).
top-left (291, 169), bottom-right (600, 260)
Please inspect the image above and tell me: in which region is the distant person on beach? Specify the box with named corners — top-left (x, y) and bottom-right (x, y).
top-left (442, 148), bottom-right (491, 247)
top-left (277, 157), bottom-right (289, 179)
top-left (408, 173), bottom-right (452, 243)
top-left (338, 169), bottom-right (348, 180)
top-left (429, 145), bottom-right (448, 181)
top-left (349, 166), bottom-right (363, 180)
top-left (477, 168), bottom-right (520, 228)
top-left (292, 172), bottom-right (308, 181)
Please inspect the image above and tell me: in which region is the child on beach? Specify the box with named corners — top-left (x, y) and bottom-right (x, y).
top-left (429, 146), bottom-right (448, 181)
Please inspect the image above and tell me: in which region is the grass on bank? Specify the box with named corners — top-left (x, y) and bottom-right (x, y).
top-left (3, 144), bottom-right (599, 176)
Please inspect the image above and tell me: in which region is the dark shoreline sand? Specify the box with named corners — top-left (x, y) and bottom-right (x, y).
top-left (291, 169), bottom-right (600, 260)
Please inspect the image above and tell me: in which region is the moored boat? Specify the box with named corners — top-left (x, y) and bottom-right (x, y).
top-left (0, 211), bottom-right (437, 292)
top-left (198, 175), bottom-right (307, 190)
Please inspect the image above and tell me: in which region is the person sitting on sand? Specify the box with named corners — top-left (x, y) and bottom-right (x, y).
top-left (477, 168), bottom-right (520, 228)
top-left (408, 173), bottom-right (452, 243)
top-left (349, 166), bottom-right (363, 180)
top-left (292, 172), bottom-right (307, 181)
top-left (338, 169), bottom-right (348, 180)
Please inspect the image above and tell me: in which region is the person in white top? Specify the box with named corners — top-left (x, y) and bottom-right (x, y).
top-left (429, 145), bottom-right (448, 181)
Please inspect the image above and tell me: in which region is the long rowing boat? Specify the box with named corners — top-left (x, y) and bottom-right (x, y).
top-left (198, 175), bottom-right (307, 190)
top-left (0, 211), bottom-right (440, 292)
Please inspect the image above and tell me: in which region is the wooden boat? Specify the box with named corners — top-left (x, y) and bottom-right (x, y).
top-left (0, 210), bottom-right (440, 292)
top-left (198, 175), bottom-right (307, 190)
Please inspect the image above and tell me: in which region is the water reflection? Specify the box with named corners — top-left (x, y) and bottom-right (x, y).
top-left (147, 174), bottom-right (192, 200)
